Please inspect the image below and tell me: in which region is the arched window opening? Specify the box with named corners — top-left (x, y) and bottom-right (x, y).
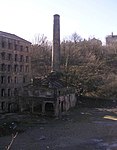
top-left (45, 102), bottom-right (54, 115)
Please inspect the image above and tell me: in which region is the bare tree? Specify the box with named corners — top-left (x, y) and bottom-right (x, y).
top-left (31, 34), bottom-right (52, 77)
top-left (70, 32), bottom-right (82, 43)
top-left (32, 34), bottom-right (48, 45)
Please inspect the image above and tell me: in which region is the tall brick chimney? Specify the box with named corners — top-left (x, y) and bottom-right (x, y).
top-left (52, 14), bottom-right (60, 72)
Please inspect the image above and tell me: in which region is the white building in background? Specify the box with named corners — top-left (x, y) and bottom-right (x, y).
top-left (106, 32), bottom-right (117, 46)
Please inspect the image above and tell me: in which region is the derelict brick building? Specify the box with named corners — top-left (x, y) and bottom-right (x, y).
top-left (20, 14), bottom-right (77, 117)
top-left (0, 31), bottom-right (31, 112)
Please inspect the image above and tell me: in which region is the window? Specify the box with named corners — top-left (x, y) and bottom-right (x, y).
top-left (1, 102), bottom-right (5, 110)
top-left (26, 46), bottom-right (28, 51)
top-left (14, 76), bottom-right (17, 83)
top-left (26, 56), bottom-right (29, 62)
top-left (1, 52), bottom-right (5, 60)
top-left (8, 89), bottom-right (11, 97)
top-left (8, 76), bottom-right (11, 83)
top-left (2, 41), bottom-right (5, 48)
top-left (23, 76), bottom-right (26, 83)
top-left (25, 65), bottom-right (29, 72)
top-left (1, 76), bottom-right (5, 84)
top-left (8, 43), bottom-right (12, 49)
top-left (15, 44), bottom-right (17, 50)
top-left (14, 64), bottom-right (18, 72)
top-left (20, 45), bottom-right (23, 51)
top-left (1, 89), bottom-right (5, 97)
top-left (8, 65), bottom-right (12, 72)
top-left (8, 53), bottom-right (12, 61)
top-left (15, 54), bottom-right (18, 61)
top-left (1, 64), bottom-right (6, 71)
top-left (20, 65), bottom-right (23, 72)
top-left (20, 55), bottom-right (23, 62)
top-left (14, 88), bottom-right (18, 96)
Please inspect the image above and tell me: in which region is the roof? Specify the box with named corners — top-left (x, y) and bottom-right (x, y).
top-left (106, 33), bottom-right (117, 39)
top-left (41, 77), bottom-right (65, 89)
top-left (0, 31), bottom-right (31, 44)
top-left (24, 72), bottom-right (66, 89)
top-left (31, 76), bottom-right (66, 89)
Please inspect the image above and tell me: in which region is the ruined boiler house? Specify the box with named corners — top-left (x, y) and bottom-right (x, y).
top-left (21, 14), bottom-right (77, 116)
top-left (0, 31), bottom-right (31, 112)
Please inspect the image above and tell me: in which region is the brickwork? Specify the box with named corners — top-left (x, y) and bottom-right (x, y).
top-left (0, 31), bottom-right (31, 112)
top-left (52, 14), bottom-right (60, 72)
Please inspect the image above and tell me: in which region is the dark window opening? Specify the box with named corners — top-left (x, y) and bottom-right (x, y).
top-left (14, 76), bottom-right (17, 83)
top-left (23, 77), bottom-right (26, 83)
top-left (14, 88), bottom-right (18, 96)
top-left (1, 52), bottom-right (5, 60)
top-left (61, 101), bottom-right (64, 112)
top-left (2, 42), bottom-right (5, 48)
top-left (8, 65), bottom-right (12, 72)
top-left (26, 46), bottom-right (29, 52)
top-left (1, 102), bottom-right (5, 110)
top-left (20, 65), bottom-right (23, 72)
top-left (1, 76), bottom-right (5, 84)
top-left (8, 76), bottom-right (11, 83)
top-left (8, 53), bottom-right (12, 61)
top-left (15, 44), bottom-right (17, 50)
top-left (45, 103), bottom-right (54, 114)
top-left (1, 64), bottom-right (6, 71)
top-left (25, 65), bottom-right (29, 72)
top-left (8, 89), bottom-right (11, 96)
top-left (8, 103), bottom-right (19, 112)
top-left (8, 43), bottom-right (12, 49)
top-left (15, 54), bottom-right (18, 61)
top-left (1, 89), bottom-right (5, 97)
top-left (26, 56), bottom-right (29, 62)
top-left (20, 55), bottom-right (23, 62)
top-left (14, 64), bottom-right (18, 72)
top-left (20, 45), bottom-right (23, 51)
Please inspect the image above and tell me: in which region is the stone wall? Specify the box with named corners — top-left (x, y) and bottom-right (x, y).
top-left (55, 93), bottom-right (77, 116)
top-left (77, 96), bottom-right (117, 108)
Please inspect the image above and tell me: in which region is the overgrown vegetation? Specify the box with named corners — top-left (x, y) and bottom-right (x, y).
top-left (31, 33), bottom-right (117, 99)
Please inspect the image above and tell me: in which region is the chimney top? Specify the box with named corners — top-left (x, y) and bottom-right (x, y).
top-left (54, 14), bottom-right (60, 17)
top-left (112, 32), bottom-right (113, 36)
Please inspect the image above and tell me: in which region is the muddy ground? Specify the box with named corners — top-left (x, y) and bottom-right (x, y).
top-left (0, 106), bottom-right (117, 150)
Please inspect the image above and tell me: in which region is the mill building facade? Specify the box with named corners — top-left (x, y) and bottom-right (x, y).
top-left (0, 31), bottom-right (31, 112)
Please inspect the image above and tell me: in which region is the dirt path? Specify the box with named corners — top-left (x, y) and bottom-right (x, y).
top-left (0, 107), bottom-right (117, 150)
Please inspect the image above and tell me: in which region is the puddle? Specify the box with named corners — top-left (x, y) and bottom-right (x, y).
top-left (104, 115), bottom-right (117, 121)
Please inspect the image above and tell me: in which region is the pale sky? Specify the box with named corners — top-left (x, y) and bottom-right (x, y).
top-left (0, 0), bottom-right (117, 44)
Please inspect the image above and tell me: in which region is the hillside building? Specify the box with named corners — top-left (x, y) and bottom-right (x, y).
top-left (106, 32), bottom-right (117, 46)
